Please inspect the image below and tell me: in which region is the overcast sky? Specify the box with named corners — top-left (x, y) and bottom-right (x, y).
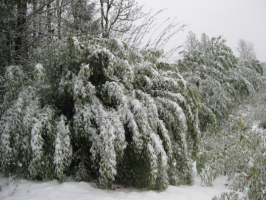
top-left (136, 0), bottom-right (266, 62)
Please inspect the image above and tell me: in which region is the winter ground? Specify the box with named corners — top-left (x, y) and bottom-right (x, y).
top-left (0, 174), bottom-right (229, 200)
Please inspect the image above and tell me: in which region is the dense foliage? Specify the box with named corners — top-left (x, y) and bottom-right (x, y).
top-left (178, 32), bottom-right (265, 199)
top-left (212, 95), bottom-right (266, 199)
top-left (0, 36), bottom-right (201, 189)
top-left (179, 32), bottom-right (264, 131)
top-left (0, 8), bottom-right (265, 197)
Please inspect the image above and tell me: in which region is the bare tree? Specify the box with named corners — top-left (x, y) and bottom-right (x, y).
top-left (99, 0), bottom-right (143, 38)
top-left (117, 9), bottom-right (185, 58)
top-left (237, 39), bottom-right (256, 61)
top-left (183, 31), bottom-right (199, 52)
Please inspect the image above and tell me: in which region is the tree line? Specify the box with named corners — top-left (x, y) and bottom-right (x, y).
top-left (0, 0), bottom-right (143, 70)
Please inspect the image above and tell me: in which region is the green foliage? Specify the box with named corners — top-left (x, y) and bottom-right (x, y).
top-left (0, 36), bottom-right (201, 189)
top-left (179, 33), bottom-right (264, 131)
top-left (0, 65), bottom-right (72, 181)
top-left (179, 33), bottom-right (265, 198)
top-left (201, 95), bottom-right (266, 199)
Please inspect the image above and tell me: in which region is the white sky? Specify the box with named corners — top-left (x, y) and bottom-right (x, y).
top-left (136, 0), bottom-right (266, 61)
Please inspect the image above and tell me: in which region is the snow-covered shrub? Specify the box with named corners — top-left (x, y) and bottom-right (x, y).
top-left (0, 65), bottom-right (72, 181)
top-left (212, 95), bottom-right (266, 200)
top-left (54, 115), bottom-right (72, 182)
top-left (178, 33), bottom-right (265, 191)
top-left (212, 120), bottom-right (266, 199)
top-left (179, 33), bottom-right (264, 130)
top-left (0, 36), bottom-right (201, 189)
top-left (197, 94), bottom-right (266, 199)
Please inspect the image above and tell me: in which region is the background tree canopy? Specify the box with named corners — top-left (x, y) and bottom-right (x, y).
top-left (178, 32), bottom-right (264, 131)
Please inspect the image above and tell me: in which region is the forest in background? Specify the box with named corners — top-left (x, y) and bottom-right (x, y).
top-left (0, 0), bottom-right (266, 199)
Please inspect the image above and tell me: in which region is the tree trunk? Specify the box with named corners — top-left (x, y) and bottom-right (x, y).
top-left (100, 0), bottom-right (106, 37)
top-left (6, 30), bottom-right (13, 66)
top-left (56, 0), bottom-right (62, 39)
top-left (33, 0), bottom-right (37, 39)
top-left (15, 0), bottom-right (27, 65)
top-left (47, 0), bottom-right (52, 40)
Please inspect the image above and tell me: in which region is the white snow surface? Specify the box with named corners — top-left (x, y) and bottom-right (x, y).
top-left (0, 174), bottom-right (228, 200)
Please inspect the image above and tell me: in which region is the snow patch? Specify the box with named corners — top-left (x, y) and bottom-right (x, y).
top-left (0, 174), bottom-right (229, 200)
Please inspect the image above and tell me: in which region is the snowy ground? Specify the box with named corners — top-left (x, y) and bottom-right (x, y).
top-left (0, 174), bottom-right (229, 200)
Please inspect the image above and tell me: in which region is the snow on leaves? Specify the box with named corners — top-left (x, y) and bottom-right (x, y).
top-left (0, 37), bottom-right (201, 189)
top-left (179, 33), bottom-right (264, 129)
